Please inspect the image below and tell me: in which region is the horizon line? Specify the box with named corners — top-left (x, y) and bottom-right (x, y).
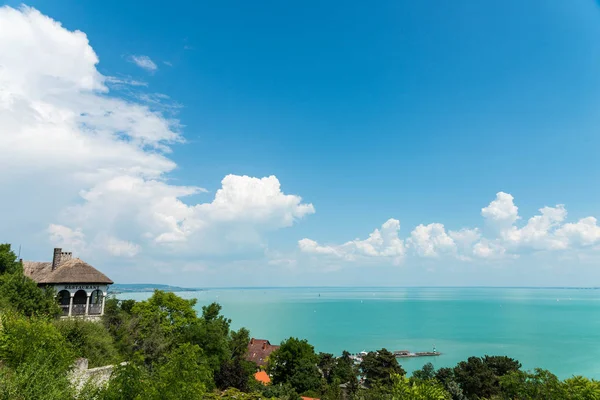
top-left (111, 284), bottom-right (600, 290)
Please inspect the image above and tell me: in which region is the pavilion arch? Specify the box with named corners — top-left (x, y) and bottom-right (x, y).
top-left (89, 289), bottom-right (103, 315)
top-left (72, 289), bottom-right (87, 315)
top-left (57, 290), bottom-right (70, 316)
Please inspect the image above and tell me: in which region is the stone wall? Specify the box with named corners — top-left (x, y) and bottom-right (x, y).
top-left (70, 358), bottom-right (127, 391)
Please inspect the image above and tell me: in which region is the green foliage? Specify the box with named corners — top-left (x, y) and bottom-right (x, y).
top-left (102, 297), bottom-right (136, 358)
top-left (151, 343), bottom-right (212, 399)
top-left (563, 376), bottom-right (600, 399)
top-left (183, 302), bottom-right (232, 372)
top-left (204, 388), bottom-right (277, 399)
top-left (0, 244), bottom-right (60, 317)
top-left (482, 355), bottom-right (522, 377)
top-left (359, 348), bottom-right (406, 388)
top-left (391, 374), bottom-right (451, 400)
top-left (94, 344), bottom-right (212, 400)
top-left (268, 337), bottom-right (323, 395)
top-left (93, 362), bottom-right (149, 400)
top-left (54, 318), bottom-right (119, 367)
top-left (0, 244), bottom-right (20, 275)
top-left (499, 368), bottom-right (564, 399)
top-left (260, 383), bottom-right (302, 400)
top-left (413, 362), bottom-right (437, 381)
top-left (131, 290), bottom-right (198, 339)
top-left (318, 352), bottom-right (337, 383)
top-left (453, 356), bottom-right (500, 399)
top-left (453, 355), bottom-right (521, 399)
top-left (0, 313), bottom-right (75, 399)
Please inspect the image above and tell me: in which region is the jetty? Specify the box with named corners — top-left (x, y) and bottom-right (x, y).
top-left (349, 348), bottom-right (441, 364)
top-left (393, 350), bottom-right (441, 358)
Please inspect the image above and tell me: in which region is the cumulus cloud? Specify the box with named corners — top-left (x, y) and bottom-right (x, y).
top-left (128, 55), bottom-right (158, 72)
top-left (481, 192), bottom-right (520, 230)
top-left (0, 5), bottom-right (313, 263)
top-left (299, 192), bottom-right (600, 265)
top-left (407, 223), bottom-right (456, 257)
top-left (299, 219), bottom-right (405, 265)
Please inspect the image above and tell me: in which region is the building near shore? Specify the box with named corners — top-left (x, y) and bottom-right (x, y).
top-left (23, 248), bottom-right (113, 318)
top-left (247, 338), bottom-right (280, 367)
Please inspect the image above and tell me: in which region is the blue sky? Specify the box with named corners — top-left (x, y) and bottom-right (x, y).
top-left (2, 1), bottom-right (600, 286)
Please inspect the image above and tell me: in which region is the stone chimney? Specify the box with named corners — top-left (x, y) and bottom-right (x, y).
top-left (52, 248), bottom-right (62, 271)
top-left (250, 338), bottom-right (254, 345)
top-left (52, 248), bottom-right (72, 271)
top-left (262, 342), bottom-right (267, 350)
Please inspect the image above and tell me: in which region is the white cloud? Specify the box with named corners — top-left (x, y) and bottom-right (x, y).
top-left (473, 239), bottom-right (507, 259)
top-left (408, 223), bottom-right (456, 257)
top-left (449, 228), bottom-right (481, 260)
top-left (300, 193), bottom-right (600, 266)
top-left (48, 224), bottom-right (86, 253)
top-left (502, 205), bottom-right (568, 250)
top-left (105, 76), bottom-right (148, 87)
top-left (103, 236), bottom-right (141, 257)
top-left (481, 192), bottom-right (520, 230)
top-left (0, 5), bottom-right (313, 264)
top-left (556, 217), bottom-right (600, 248)
top-left (299, 219), bottom-right (405, 265)
top-left (129, 55), bottom-right (158, 72)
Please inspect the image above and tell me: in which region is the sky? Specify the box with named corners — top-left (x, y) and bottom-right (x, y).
top-left (1, 1), bottom-right (600, 287)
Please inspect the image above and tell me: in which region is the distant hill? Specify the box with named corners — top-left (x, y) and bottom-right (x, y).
top-left (109, 283), bottom-right (201, 294)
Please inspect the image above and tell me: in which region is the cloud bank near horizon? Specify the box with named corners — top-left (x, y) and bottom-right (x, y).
top-left (299, 192), bottom-right (600, 264)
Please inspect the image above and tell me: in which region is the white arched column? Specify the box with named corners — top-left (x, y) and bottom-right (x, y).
top-left (68, 292), bottom-right (74, 317)
top-left (101, 291), bottom-right (107, 316)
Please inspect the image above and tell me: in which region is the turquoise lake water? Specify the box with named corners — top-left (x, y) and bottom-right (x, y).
top-left (117, 287), bottom-right (600, 379)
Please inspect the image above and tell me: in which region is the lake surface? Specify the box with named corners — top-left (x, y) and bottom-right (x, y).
top-left (117, 287), bottom-right (600, 379)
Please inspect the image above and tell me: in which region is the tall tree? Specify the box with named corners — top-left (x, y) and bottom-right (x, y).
top-left (0, 245), bottom-right (60, 317)
top-left (268, 337), bottom-right (322, 394)
top-left (359, 348), bottom-right (406, 388)
top-left (0, 244), bottom-right (20, 275)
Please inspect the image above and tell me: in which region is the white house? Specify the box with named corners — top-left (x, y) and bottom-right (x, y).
top-left (23, 248), bottom-right (113, 318)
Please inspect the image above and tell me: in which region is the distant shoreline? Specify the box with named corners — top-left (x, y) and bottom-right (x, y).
top-left (109, 283), bottom-right (202, 294)
top-left (110, 284), bottom-right (600, 293)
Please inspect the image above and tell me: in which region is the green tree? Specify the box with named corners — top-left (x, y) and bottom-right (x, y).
top-left (0, 244), bottom-right (20, 275)
top-left (102, 297), bottom-right (136, 358)
top-left (184, 302), bottom-right (232, 373)
top-left (482, 355), bottom-right (521, 377)
top-left (318, 352), bottom-right (337, 383)
top-left (131, 290), bottom-right (198, 338)
top-left (413, 363), bottom-right (437, 381)
top-left (0, 244), bottom-right (60, 317)
top-left (359, 348), bottom-right (406, 388)
top-left (215, 326), bottom-right (255, 391)
top-left (453, 356), bottom-right (499, 399)
top-left (499, 368), bottom-right (565, 400)
top-left (127, 290), bottom-right (198, 363)
top-left (268, 337), bottom-right (322, 394)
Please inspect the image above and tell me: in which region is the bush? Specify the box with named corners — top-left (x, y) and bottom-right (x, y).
top-left (54, 318), bottom-right (120, 368)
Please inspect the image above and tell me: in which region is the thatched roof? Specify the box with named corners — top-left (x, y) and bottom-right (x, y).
top-left (22, 261), bottom-right (52, 282)
top-left (23, 258), bottom-right (113, 285)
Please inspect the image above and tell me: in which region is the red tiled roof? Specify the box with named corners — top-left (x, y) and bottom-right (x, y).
top-left (301, 397), bottom-right (320, 400)
top-left (246, 338), bottom-right (280, 367)
top-left (254, 370), bottom-right (271, 385)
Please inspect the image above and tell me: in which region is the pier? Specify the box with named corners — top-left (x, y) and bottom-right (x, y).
top-left (393, 350), bottom-right (441, 358)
